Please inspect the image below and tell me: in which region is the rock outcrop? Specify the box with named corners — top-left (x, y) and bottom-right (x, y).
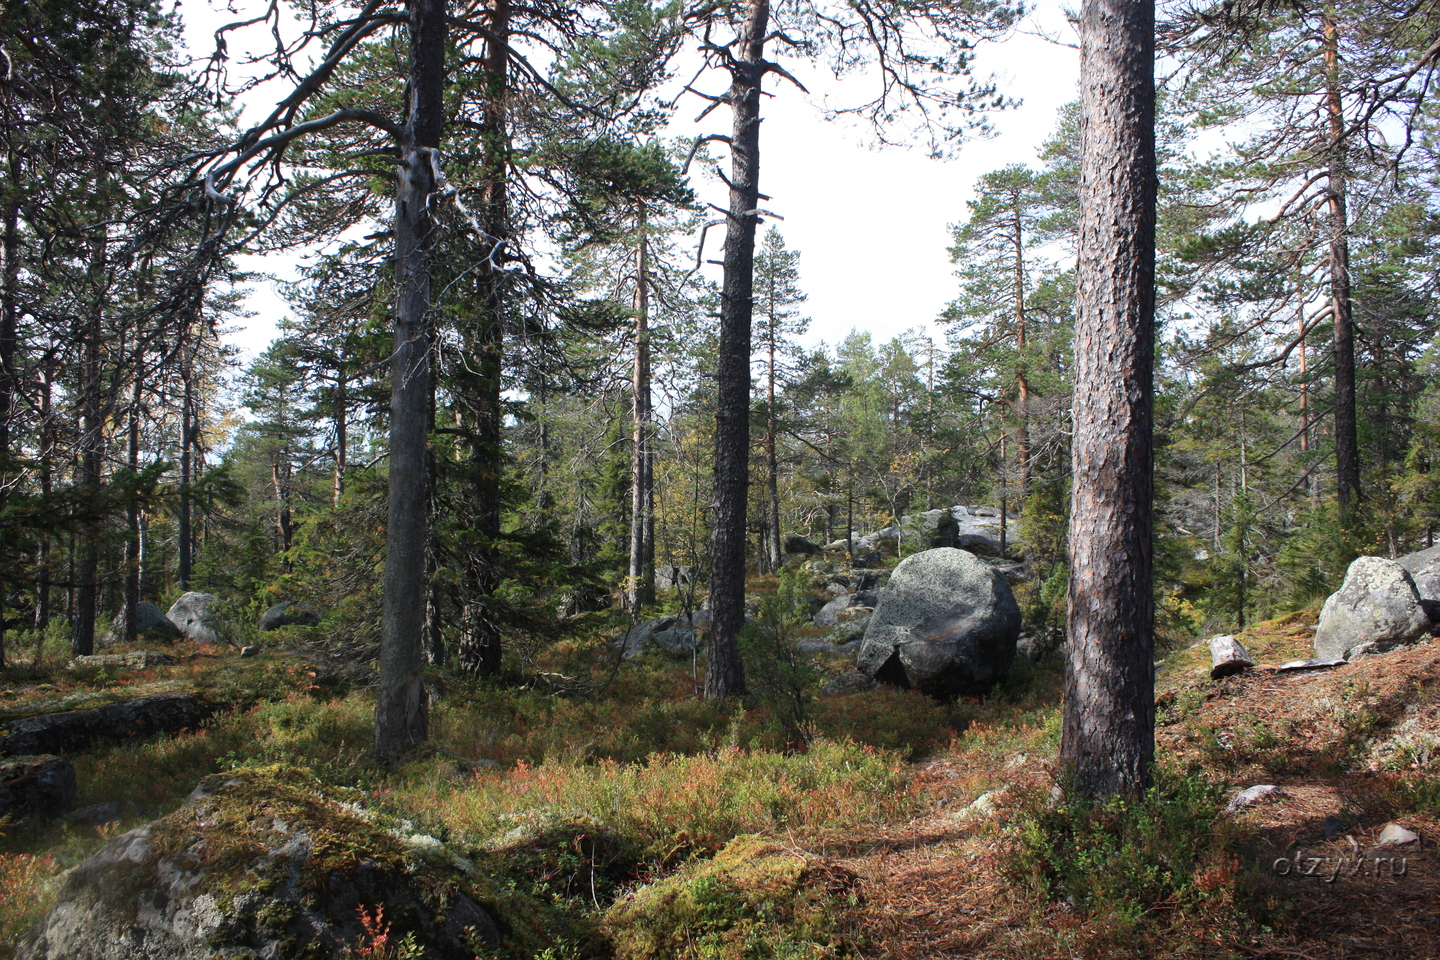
top-left (0, 692), bottom-right (205, 757)
top-left (19, 768), bottom-right (500, 960)
top-left (857, 548), bottom-right (1021, 698)
top-left (1313, 556), bottom-right (1429, 661)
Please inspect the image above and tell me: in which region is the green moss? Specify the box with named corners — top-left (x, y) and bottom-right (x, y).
top-left (603, 836), bottom-right (861, 960)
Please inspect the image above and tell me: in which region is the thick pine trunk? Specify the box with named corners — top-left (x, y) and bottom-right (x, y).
top-left (1011, 199), bottom-right (1032, 500)
top-left (1061, 0), bottom-right (1156, 799)
top-left (455, 0), bottom-right (508, 676)
top-left (707, 0), bottom-right (769, 700)
top-left (375, 0), bottom-right (446, 761)
top-left (72, 232), bottom-right (109, 659)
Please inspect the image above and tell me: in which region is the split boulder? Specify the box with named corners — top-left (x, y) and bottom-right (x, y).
top-left (857, 548), bottom-right (1021, 698)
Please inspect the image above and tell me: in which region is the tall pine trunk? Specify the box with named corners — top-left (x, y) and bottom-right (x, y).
top-left (707, 0), bottom-right (770, 700)
top-left (455, 0), bottom-right (508, 676)
top-left (628, 208), bottom-right (655, 610)
top-left (1061, 0), bottom-right (1156, 799)
top-left (0, 152), bottom-right (19, 666)
top-left (1323, 11), bottom-right (1360, 520)
top-left (375, 0), bottom-right (446, 761)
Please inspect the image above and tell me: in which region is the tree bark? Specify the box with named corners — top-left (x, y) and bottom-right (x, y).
top-left (765, 313), bottom-right (782, 573)
top-left (123, 371), bottom-right (143, 645)
top-left (628, 206), bottom-right (656, 611)
top-left (1061, 0), bottom-right (1156, 799)
top-left (1323, 12), bottom-right (1360, 519)
top-left (375, 0), bottom-right (447, 761)
top-left (71, 228), bottom-right (109, 659)
top-left (454, 0), bottom-right (508, 676)
top-left (706, 0), bottom-right (769, 699)
top-left (177, 334), bottom-right (195, 590)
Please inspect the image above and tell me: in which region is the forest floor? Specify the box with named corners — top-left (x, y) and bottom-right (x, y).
top-left (2, 602), bottom-right (1439, 959)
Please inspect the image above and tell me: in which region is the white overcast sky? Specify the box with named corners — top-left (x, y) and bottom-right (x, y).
top-left (177, 2), bottom-right (1079, 360)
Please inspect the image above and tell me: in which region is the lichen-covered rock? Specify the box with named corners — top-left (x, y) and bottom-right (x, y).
top-left (857, 548), bottom-right (1021, 698)
top-left (19, 767), bottom-right (500, 960)
top-left (0, 755), bottom-right (76, 825)
top-left (259, 601), bottom-right (322, 631)
top-left (0, 692), bottom-right (205, 757)
top-left (165, 592), bottom-right (221, 645)
top-left (1313, 556), bottom-right (1429, 661)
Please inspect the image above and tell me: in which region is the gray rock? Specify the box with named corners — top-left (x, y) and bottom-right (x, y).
top-left (101, 602), bottom-right (181, 646)
top-left (1376, 823), bottom-right (1421, 847)
top-left (260, 601), bottom-right (322, 631)
top-left (820, 671), bottom-right (877, 697)
top-left (857, 548), bottom-right (1021, 698)
top-left (654, 565), bottom-right (695, 591)
top-left (69, 650), bottom-right (174, 670)
top-left (1209, 635), bottom-right (1255, 679)
top-left (19, 770), bottom-right (499, 960)
top-left (0, 755), bottom-right (76, 826)
top-left (814, 594), bottom-right (857, 629)
top-left (1226, 784), bottom-right (1283, 813)
top-left (783, 534), bottom-right (821, 555)
top-left (830, 616), bottom-right (871, 644)
top-left (617, 614), bottom-right (705, 658)
top-left (165, 592), bottom-right (221, 645)
top-left (1399, 544), bottom-right (1440, 600)
top-left (0, 693), bottom-right (206, 757)
top-left (1314, 557), bottom-right (1429, 660)
top-left (794, 639), bottom-right (847, 655)
top-left (954, 531), bottom-right (1004, 557)
top-left (851, 551), bottom-right (884, 569)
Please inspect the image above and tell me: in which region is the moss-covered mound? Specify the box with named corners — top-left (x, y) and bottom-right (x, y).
top-left (603, 836), bottom-right (862, 960)
top-left (19, 766), bottom-right (500, 960)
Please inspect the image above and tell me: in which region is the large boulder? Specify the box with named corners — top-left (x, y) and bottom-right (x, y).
top-left (857, 548), bottom-right (1021, 698)
top-left (19, 768), bottom-right (500, 960)
top-left (165, 592), bottom-right (221, 645)
top-left (101, 602), bottom-right (181, 646)
top-left (0, 755), bottom-right (76, 826)
top-left (1313, 556), bottom-right (1430, 661)
top-left (0, 692), bottom-right (206, 757)
top-left (1399, 545), bottom-right (1440, 632)
top-left (782, 534), bottom-right (821, 556)
top-left (654, 565), bottom-right (695, 592)
top-left (260, 601), bottom-right (322, 631)
top-left (617, 613), bottom-right (707, 658)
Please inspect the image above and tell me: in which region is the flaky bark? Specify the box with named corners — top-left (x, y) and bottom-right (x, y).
top-left (375, 0), bottom-right (446, 761)
top-left (1061, 0), bottom-right (1157, 799)
top-left (707, 0), bottom-right (770, 700)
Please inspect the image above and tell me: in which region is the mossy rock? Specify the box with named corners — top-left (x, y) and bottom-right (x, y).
top-left (19, 765), bottom-right (501, 960)
top-left (602, 836), bottom-right (861, 960)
